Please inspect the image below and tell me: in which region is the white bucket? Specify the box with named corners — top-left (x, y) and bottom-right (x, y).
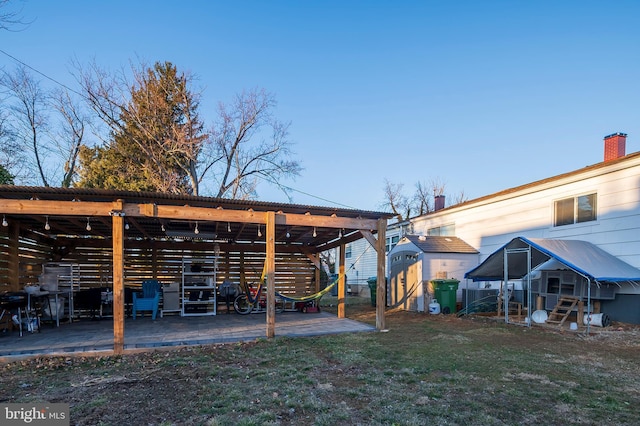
top-left (583, 313), bottom-right (611, 327)
top-left (429, 299), bottom-right (441, 315)
top-left (569, 322), bottom-right (578, 331)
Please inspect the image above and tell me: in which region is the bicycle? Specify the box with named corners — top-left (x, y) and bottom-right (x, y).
top-left (233, 280), bottom-right (285, 315)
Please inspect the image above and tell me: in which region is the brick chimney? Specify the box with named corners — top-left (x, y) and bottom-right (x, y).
top-left (434, 195), bottom-right (445, 211)
top-left (604, 132), bottom-right (627, 162)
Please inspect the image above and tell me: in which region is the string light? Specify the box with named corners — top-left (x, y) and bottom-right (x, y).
top-left (161, 223), bottom-right (166, 232)
top-left (44, 216), bottom-right (50, 231)
top-left (86, 217), bottom-right (91, 231)
top-left (125, 221), bottom-right (130, 230)
top-left (286, 229), bottom-right (291, 238)
top-left (338, 229), bottom-right (343, 238)
top-left (2, 215), bottom-right (7, 227)
top-left (194, 222), bottom-right (199, 235)
top-left (312, 227), bottom-right (317, 238)
top-left (257, 225), bottom-right (262, 237)
top-left (227, 222), bottom-right (231, 233)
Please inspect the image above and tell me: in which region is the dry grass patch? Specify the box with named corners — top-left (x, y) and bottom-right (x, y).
top-left (1, 303), bottom-right (640, 425)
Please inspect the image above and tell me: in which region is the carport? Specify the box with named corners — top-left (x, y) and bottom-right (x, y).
top-left (465, 236), bottom-right (640, 329)
top-left (0, 185), bottom-right (394, 354)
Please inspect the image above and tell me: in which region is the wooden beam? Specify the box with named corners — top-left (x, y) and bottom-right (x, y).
top-left (112, 202), bottom-right (125, 355)
top-left (266, 211), bottom-right (276, 338)
top-left (360, 229), bottom-right (378, 248)
top-left (304, 252), bottom-right (321, 269)
top-left (376, 218), bottom-right (387, 331)
top-left (8, 222), bottom-right (19, 291)
top-left (338, 242), bottom-right (346, 319)
top-left (132, 204), bottom-right (379, 230)
top-left (0, 199), bottom-right (123, 216)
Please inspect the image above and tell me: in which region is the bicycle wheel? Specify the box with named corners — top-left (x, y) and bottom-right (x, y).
top-left (234, 294), bottom-right (253, 315)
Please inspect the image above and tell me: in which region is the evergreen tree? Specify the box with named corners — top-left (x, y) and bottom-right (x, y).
top-left (76, 61), bottom-right (206, 193)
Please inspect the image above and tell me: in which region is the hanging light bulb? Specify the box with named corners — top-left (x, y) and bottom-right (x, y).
top-left (44, 216), bottom-right (50, 231)
top-left (125, 221), bottom-right (130, 230)
top-left (161, 223), bottom-right (166, 232)
top-left (257, 225), bottom-right (262, 237)
top-left (194, 221), bottom-right (199, 235)
top-left (338, 229), bottom-right (343, 238)
top-left (312, 227), bottom-right (317, 238)
top-left (86, 217), bottom-right (91, 231)
top-left (2, 215), bottom-right (8, 227)
top-left (227, 222), bottom-right (231, 233)
top-left (286, 229), bottom-right (291, 238)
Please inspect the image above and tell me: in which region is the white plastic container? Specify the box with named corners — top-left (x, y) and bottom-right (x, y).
top-left (429, 299), bottom-right (441, 315)
top-left (583, 313), bottom-right (611, 327)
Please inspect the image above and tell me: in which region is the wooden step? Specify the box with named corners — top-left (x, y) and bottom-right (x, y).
top-left (547, 296), bottom-right (580, 326)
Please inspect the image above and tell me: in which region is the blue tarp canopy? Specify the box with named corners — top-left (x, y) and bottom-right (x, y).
top-left (465, 237), bottom-right (640, 285)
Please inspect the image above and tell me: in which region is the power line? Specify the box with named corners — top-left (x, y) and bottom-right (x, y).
top-left (0, 48), bottom-right (85, 98)
top-left (256, 174), bottom-right (360, 210)
top-left (0, 49), bottom-right (364, 210)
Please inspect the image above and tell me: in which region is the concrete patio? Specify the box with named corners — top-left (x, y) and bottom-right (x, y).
top-left (0, 311), bottom-right (375, 360)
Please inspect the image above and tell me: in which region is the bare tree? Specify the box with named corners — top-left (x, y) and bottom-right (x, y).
top-left (449, 189), bottom-right (468, 206)
top-left (0, 65), bottom-right (50, 185)
top-left (51, 88), bottom-right (88, 187)
top-left (207, 88), bottom-right (301, 199)
top-left (381, 177), bottom-right (466, 220)
top-left (413, 181), bottom-right (432, 216)
top-left (381, 179), bottom-right (411, 220)
top-left (0, 0), bottom-right (29, 32)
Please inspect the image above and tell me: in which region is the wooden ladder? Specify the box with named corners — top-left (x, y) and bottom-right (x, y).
top-left (547, 296), bottom-right (580, 327)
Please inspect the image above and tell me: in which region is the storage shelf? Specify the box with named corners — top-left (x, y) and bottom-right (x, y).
top-left (181, 258), bottom-right (217, 316)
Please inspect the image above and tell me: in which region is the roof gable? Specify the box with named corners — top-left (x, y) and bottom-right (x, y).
top-left (402, 235), bottom-right (478, 254)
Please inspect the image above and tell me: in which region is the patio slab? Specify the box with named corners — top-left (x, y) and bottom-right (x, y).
top-left (0, 311), bottom-right (375, 360)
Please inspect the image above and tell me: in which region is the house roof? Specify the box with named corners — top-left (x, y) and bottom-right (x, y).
top-left (464, 236), bottom-right (640, 284)
top-left (422, 150), bottom-right (640, 216)
top-left (401, 235), bottom-right (479, 254)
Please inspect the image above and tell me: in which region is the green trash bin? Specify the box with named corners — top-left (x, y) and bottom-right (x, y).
top-left (367, 277), bottom-right (377, 307)
top-left (430, 279), bottom-right (460, 314)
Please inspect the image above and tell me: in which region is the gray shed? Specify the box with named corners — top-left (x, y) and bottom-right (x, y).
top-left (387, 235), bottom-right (479, 312)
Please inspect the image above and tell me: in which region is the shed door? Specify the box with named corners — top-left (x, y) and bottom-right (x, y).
top-left (389, 251), bottom-right (420, 311)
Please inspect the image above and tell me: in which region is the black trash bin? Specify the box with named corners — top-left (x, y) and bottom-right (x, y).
top-left (367, 277), bottom-right (377, 307)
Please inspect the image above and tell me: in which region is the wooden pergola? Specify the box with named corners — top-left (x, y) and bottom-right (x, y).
top-left (0, 186), bottom-right (393, 353)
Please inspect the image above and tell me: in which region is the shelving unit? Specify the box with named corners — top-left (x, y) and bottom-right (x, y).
top-left (41, 262), bottom-right (81, 321)
top-left (181, 258), bottom-right (217, 316)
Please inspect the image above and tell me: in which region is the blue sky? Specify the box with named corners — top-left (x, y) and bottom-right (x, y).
top-left (2, 1), bottom-right (640, 212)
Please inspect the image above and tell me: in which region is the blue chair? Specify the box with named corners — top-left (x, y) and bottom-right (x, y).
top-left (132, 279), bottom-right (161, 320)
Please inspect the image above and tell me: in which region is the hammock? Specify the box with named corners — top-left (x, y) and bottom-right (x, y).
top-left (263, 242), bottom-right (369, 303)
top-left (275, 276), bottom-right (339, 303)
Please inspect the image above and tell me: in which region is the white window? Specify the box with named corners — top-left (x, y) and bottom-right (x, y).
top-left (554, 193), bottom-right (597, 227)
top-left (427, 223), bottom-right (455, 236)
top-left (385, 235), bottom-right (399, 253)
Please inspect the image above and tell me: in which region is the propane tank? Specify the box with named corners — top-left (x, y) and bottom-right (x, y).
top-left (429, 299), bottom-right (441, 315)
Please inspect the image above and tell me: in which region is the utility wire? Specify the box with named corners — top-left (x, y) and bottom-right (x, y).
top-left (0, 49), bottom-right (368, 210)
top-left (0, 48), bottom-right (86, 99)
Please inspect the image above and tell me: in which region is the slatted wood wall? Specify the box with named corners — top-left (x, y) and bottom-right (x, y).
top-left (1, 231), bottom-right (317, 296)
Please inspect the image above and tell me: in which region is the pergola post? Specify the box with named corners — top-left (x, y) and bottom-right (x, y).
top-left (266, 211), bottom-right (276, 338)
top-left (338, 242), bottom-right (346, 318)
top-left (376, 218), bottom-right (386, 331)
top-left (112, 204), bottom-right (125, 354)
